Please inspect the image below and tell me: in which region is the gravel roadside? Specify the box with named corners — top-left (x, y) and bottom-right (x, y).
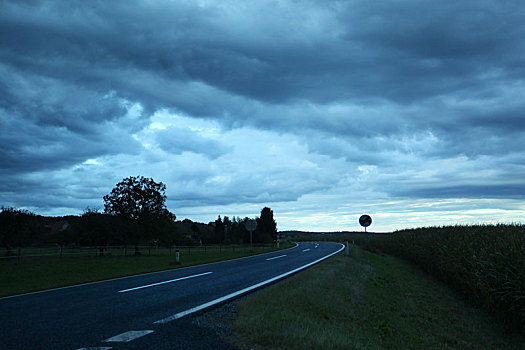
top-left (189, 297), bottom-right (262, 350)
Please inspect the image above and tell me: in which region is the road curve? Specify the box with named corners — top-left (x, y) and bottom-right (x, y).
top-left (0, 241), bottom-right (343, 349)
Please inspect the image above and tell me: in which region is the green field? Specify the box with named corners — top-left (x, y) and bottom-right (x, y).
top-left (0, 243), bottom-right (292, 297)
top-left (233, 246), bottom-right (524, 349)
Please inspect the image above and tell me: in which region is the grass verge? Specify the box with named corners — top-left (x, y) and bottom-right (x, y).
top-left (233, 246), bottom-right (524, 349)
top-left (0, 243), bottom-right (293, 297)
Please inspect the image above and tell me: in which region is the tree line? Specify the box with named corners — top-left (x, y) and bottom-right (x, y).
top-left (0, 176), bottom-right (277, 254)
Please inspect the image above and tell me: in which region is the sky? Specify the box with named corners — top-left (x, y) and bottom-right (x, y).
top-left (1, 0), bottom-right (524, 232)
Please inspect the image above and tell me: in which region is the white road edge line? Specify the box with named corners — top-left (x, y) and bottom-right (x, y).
top-left (76, 347), bottom-right (112, 350)
top-left (154, 243), bottom-right (345, 324)
top-left (104, 330), bottom-right (154, 343)
top-left (265, 254), bottom-right (287, 261)
top-left (118, 272), bottom-right (213, 293)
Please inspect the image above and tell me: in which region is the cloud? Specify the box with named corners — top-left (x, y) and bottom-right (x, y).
top-left (0, 0), bottom-right (524, 230)
top-left (155, 126), bottom-right (232, 159)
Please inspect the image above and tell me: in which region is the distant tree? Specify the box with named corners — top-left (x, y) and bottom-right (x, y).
top-left (103, 176), bottom-right (176, 254)
top-left (255, 207), bottom-right (277, 243)
top-left (231, 217), bottom-right (250, 244)
top-left (77, 208), bottom-right (127, 255)
top-left (203, 222), bottom-right (216, 244)
top-left (151, 210), bottom-right (180, 246)
top-left (0, 207), bottom-right (41, 254)
top-left (213, 215), bottom-right (225, 244)
top-left (190, 222), bottom-right (201, 243)
top-left (223, 216), bottom-right (232, 243)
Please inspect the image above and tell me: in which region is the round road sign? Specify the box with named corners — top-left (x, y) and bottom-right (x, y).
top-left (359, 215), bottom-right (372, 227)
top-left (245, 219), bottom-right (257, 231)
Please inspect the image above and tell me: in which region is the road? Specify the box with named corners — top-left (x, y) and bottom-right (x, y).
top-left (0, 241), bottom-right (343, 349)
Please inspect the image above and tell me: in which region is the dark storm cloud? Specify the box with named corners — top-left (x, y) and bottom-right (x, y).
top-left (1, 0), bottom-right (524, 215)
top-left (0, 83), bottom-right (143, 174)
top-left (2, 0), bottom-right (523, 124)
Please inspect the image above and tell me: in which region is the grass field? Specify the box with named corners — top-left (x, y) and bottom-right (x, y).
top-left (233, 246), bottom-right (524, 349)
top-left (0, 243), bottom-right (293, 297)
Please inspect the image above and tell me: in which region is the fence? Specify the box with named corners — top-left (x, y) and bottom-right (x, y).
top-left (0, 243), bottom-right (277, 262)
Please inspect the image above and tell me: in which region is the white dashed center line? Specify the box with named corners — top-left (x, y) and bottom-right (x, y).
top-left (104, 330), bottom-right (154, 343)
top-left (118, 272), bottom-right (213, 293)
top-left (265, 254), bottom-right (287, 261)
top-left (302, 249), bottom-right (310, 252)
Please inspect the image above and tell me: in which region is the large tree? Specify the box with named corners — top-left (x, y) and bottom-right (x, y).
top-left (104, 176), bottom-right (168, 220)
top-left (103, 176), bottom-right (176, 252)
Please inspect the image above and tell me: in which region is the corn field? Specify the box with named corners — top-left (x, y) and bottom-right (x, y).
top-left (355, 224), bottom-right (524, 331)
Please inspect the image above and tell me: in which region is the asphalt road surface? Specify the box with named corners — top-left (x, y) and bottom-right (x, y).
top-left (0, 241), bottom-right (344, 350)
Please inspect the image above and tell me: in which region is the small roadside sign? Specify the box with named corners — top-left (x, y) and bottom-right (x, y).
top-left (245, 219), bottom-right (257, 251)
top-left (245, 219), bottom-right (257, 232)
top-left (359, 215), bottom-right (372, 232)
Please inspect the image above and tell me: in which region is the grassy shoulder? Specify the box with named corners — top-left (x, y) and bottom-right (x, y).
top-left (0, 243), bottom-right (294, 297)
top-left (234, 245), bottom-right (524, 349)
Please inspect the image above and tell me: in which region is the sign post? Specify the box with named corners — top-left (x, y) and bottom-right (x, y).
top-left (359, 214), bottom-right (372, 232)
top-left (244, 219), bottom-right (257, 252)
